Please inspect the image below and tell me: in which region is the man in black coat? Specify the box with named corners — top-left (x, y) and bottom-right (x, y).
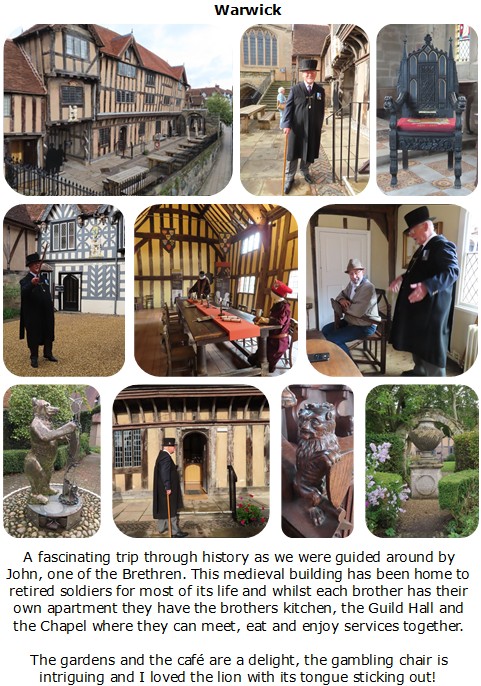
top-left (188, 271), bottom-right (211, 298)
top-left (152, 437), bottom-right (188, 537)
top-left (389, 206), bottom-right (459, 376)
top-left (283, 58), bottom-right (325, 194)
top-left (19, 252), bottom-right (57, 369)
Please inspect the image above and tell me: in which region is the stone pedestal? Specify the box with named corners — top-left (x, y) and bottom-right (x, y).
top-left (26, 492), bottom-right (83, 531)
top-left (408, 417), bottom-right (444, 499)
top-left (410, 458), bottom-right (444, 499)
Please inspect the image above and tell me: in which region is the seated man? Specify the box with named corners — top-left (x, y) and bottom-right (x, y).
top-left (322, 258), bottom-right (380, 356)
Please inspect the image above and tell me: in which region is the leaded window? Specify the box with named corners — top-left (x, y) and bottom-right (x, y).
top-left (52, 221), bottom-right (76, 251)
top-left (65, 34), bottom-right (88, 60)
top-left (118, 62), bottom-right (136, 78)
top-left (457, 212), bottom-right (478, 310)
top-left (238, 275), bottom-right (256, 294)
top-left (113, 429), bottom-right (142, 468)
top-left (455, 25), bottom-right (470, 63)
top-left (61, 86), bottom-right (84, 106)
top-left (243, 29), bottom-right (278, 67)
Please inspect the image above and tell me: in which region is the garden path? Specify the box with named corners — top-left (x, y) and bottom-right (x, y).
top-left (396, 499), bottom-right (452, 538)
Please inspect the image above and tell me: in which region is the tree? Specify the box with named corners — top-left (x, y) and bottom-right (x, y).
top-left (6, 385), bottom-right (87, 444)
top-left (366, 385), bottom-right (479, 434)
top-left (205, 93), bottom-right (233, 126)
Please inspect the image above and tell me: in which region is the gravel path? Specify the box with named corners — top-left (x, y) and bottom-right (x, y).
top-left (397, 498), bottom-right (453, 538)
top-left (4, 313), bottom-right (125, 376)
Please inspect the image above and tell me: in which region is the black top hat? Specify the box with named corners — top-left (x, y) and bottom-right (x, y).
top-left (163, 437), bottom-right (176, 447)
top-left (299, 59), bottom-right (318, 72)
top-left (26, 252), bottom-right (41, 266)
top-left (403, 206), bottom-right (435, 234)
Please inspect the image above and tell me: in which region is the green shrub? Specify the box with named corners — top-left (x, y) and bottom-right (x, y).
top-left (453, 431), bottom-right (479, 471)
top-left (366, 470), bottom-right (410, 536)
top-left (3, 307), bottom-right (20, 320)
top-left (54, 446), bottom-right (69, 470)
top-left (3, 450), bottom-right (27, 474)
top-left (80, 432), bottom-right (91, 456)
top-left (439, 470), bottom-right (478, 537)
top-left (441, 461), bottom-right (456, 473)
top-left (366, 433), bottom-right (405, 477)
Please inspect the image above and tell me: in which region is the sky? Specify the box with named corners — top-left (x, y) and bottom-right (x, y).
top-left (8, 24), bottom-right (234, 91)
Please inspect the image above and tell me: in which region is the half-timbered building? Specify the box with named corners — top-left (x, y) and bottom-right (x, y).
top-left (3, 204), bottom-right (125, 315)
top-left (6, 24), bottom-right (189, 164)
top-left (112, 385), bottom-right (269, 498)
top-left (134, 204), bottom-right (298, 376)
top-left (3, 40), bottom-right (47, 167)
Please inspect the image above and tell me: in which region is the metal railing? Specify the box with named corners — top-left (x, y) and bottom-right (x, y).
top-left (227, 464), bottom-right (238, 521)
top-left (325, 101), bottom-right (369, 184)
top-left (4, 160), bottom-right (101, 196)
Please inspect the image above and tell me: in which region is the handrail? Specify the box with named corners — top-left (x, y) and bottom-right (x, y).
top-left (227, 464), bottom-right (238, 521)
top-left (325, 101), bottom-right (368, 184)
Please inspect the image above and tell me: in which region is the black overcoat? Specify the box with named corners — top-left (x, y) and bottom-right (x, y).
top-left (283, 82), bottom-right (325, 164)
top-left (19, 273), bottom-right (55, 348)
top-left (389, 235), bottom-right (459, 367)
top-left (153, 450), bottom-right (183, 520)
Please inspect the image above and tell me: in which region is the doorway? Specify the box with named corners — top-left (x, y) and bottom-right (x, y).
top-left (183, 432), bottom-right (208, 495)
top-left (61, 273), bottom-right (80, 312)
top-left (315, 227), bottom-right (371, 329)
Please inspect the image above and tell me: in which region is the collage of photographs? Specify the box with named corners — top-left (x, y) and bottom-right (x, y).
top-left (1, 22), bottom-right (479, 544)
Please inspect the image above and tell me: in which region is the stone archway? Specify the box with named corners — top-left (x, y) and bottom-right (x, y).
top-left (181, 431), bottom-right (208, 495)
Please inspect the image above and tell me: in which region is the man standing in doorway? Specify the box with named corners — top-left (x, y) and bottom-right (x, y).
top-left (389, 206), bottom-right (459, 376)
top-left (283, 59), bottom-right (325, 194)
top-left (153, 437), bottom-right (188, 537)
top-left (19, 252), bottom-right (57, 369)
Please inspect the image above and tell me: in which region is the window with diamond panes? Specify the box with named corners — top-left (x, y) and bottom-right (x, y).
top-left (455, 25), bottom-right (470, 62)
top-left (458, 214), bottom-right (478, 310)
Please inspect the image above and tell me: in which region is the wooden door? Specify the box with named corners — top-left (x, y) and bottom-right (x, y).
top-left (315, 228), bottom-right (371, 329)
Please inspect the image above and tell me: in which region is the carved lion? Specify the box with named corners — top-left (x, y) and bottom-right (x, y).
top-left (24, 398), bottom-right (77, 505)
top-left (293, 402), bottom-right (341, 526)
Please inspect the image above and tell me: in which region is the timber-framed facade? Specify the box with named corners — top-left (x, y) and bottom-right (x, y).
top-left (112, 385), bottom-right (270, 497)
top-left (5, 24), bottom-right (189, 167)
top-left (134, 203), bottom-right (299, 321)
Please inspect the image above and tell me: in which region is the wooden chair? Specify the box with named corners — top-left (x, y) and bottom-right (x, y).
top-left (384, 34), bottom-right (467, 188)
top-left (163, 325), bottom-right (196, 376)
top-left (334, 290), bottom-right (391, 375)
top-left (277, 318), bottom-right (298, 369)
top-left (144, 294), bottom-right (154, 309)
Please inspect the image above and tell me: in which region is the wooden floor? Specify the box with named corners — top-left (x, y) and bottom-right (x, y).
top-left (135, 307), bottom-right (295, 377)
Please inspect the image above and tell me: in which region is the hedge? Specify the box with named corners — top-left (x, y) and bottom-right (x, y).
top-left (439, 470), bottom-right (479, 514)
top-left (453, 431), bottom-right (479, 471)
top-left (366, 433), bottom-right (406, 477)
top-left (4, 445), bottom-right (71, 474)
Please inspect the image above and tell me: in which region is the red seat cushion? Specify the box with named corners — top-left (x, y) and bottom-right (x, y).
top-left (397, 117), bottom-right (456, 132)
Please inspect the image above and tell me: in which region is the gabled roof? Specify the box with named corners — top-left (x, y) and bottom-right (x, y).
top-left (90, 24), bottom-right (188, 83)
top-left (3, 40), bottom-right (46, 95)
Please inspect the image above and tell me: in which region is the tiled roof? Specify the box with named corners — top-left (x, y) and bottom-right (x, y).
top-left (292, 24), bottom-right (329, 56)
top-left (90, 24), bottom-right (188, 83)
top-left (4, 40), bottom-right (46, 95)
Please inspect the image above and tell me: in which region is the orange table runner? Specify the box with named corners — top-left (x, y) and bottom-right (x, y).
top-left (193, 302), bottom-right (261, 341)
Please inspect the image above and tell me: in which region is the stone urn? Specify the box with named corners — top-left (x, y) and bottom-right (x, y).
top-left (408, 418), bottom-right (444, 499)
top-left (408, 418), bottom-right (444, 457)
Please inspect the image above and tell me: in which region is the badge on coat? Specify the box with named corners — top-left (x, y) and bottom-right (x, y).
top-left (316, 93), bottom-right (322, 100)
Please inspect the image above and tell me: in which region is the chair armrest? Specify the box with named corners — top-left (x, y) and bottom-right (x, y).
top-left (449, 92), bottom-right (467, 113)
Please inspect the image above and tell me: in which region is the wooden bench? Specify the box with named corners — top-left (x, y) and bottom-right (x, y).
top-left (258, 112), bottom-right (276, 130)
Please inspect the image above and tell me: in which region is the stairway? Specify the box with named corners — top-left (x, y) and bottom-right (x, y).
top-left (260, 81), bottom-right (291, 111)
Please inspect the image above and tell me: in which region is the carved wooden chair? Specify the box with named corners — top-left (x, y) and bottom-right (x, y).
top-left (384, 34), bottom-right (466, 188)
top-left (277, 318), bottom-right (298, 369)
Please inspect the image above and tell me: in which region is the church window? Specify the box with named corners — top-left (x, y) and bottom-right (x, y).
top-left (243, 29), bottom-right (278, 67)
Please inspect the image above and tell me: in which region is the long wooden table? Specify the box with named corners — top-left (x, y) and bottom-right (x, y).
top-left (306, 339), bottom-right (363, 377)
top-left (176, 299), bottom-right (278, 376)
